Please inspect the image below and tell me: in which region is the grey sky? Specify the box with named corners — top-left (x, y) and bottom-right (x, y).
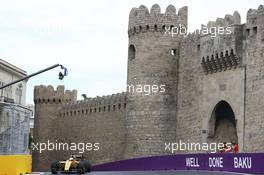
top-left (0, 0), bottom-right (262, 104)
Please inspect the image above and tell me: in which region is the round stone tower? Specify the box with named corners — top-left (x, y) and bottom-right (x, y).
top-left (124, 4), bottom-right (188, 158)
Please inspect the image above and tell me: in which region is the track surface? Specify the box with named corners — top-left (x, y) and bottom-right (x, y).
top-left (31, 171), bottom-right (254, 175)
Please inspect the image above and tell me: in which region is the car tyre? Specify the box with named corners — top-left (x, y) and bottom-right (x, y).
top-left (51, 161), bottom-right (60, 174)
top-left (83, 160), bottom-right (91, 172)
top-left (77, 160), bottom-right (86, 174)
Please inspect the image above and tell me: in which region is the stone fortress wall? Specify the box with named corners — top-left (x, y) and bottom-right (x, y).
top-left (33, 4), bottom-right (264, 171)
top-left (243, 5), bottom-right (264, 151)
top-left (57, 91), bottom-right (127, 165)
top-left (33, 85), bottom-right (127, 171)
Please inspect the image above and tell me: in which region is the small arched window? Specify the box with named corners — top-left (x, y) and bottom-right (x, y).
top-left (146, 25), bottom-right (150, 30)
top-left (171, 49), bottom-right (177, 56)
top-left (154, 24), bottom-right (158, 31)
top-left (128, 44), bottom-right (136, 60)
top-left (139, 26), bottom-right (142, 32)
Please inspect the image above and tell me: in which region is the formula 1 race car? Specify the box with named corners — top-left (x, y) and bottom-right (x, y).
top-left (51, 155), bottom-right (91, 174)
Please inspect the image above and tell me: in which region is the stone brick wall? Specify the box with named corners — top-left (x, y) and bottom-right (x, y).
top-left (57, 93), bottom-right (127, 165)
top-left (33, 86), bottom-right (126, 171)
top-left (176, 33), bottom-right (203, 148)
top-left (244, 5), bottom-right (264, 152)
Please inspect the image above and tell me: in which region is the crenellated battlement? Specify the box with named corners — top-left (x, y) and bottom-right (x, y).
top-left (181, 11), bottom-right (241, 46)
top-left (197, 11), bottom-right (245, 69)
top-left (202, 11), bottom-right (241, 29)
top-left (58, 92), bottom-right (127, 117)
top-left (34, 85), bottom-right (77, 104)
top-left (246, 5), bottom-right (264, 26)
top-left (245, 5), bottom-right (264, 42)
top-left (128, 4), bottom-right (187, 37)
top-left (64, 92), bottom-right (126, 107)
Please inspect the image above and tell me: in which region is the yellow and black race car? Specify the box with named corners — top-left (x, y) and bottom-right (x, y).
top-left (51, 155), bottom-right (91, 174)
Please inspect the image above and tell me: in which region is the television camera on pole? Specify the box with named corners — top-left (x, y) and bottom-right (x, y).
top-left (0, 64), bottom-right (68, 90)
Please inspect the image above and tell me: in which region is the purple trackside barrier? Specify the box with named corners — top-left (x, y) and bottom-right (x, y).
top-left (92, 153), bottom-right (264, 174)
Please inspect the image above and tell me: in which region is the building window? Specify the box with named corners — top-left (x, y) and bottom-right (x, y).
top-left (197, 44), bottom-right (200, 51)
top-left (253, 26), bottom-right (257, 35)
top-left (139, 26), bottom-right (142, 32)
top-left (16, 113), bottom-right (20, 125)
top-left (154, 24), bottom-right (158, 31)
top-left (146, 25), bottom-right (150, 30)
top-left (0, 81), bottom-right (3, 98)
top-left (246, 29), bottom-right (250, 37)
top-left (128, 45), bottom-right (136, 60)
top-left (171, 49), bottom-right (177, 56)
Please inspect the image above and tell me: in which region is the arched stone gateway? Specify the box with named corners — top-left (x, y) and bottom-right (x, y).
top-left (207, 101), bottom-right (238, 144)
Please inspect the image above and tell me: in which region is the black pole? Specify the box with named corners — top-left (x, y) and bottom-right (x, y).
top-left (0, 64), bottom-right (63, 90)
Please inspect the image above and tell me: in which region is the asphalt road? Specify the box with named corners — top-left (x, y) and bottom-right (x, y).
top-left (29, 171), bottom-right (255, 175)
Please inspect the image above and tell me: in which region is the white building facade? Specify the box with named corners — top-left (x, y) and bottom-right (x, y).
top-left (0, 59), bottom-right (27, 105)
top-left (0, 59), bottom-right (31, 154)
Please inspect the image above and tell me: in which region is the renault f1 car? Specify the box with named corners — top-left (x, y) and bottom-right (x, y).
top-left (51, 155), bottom-right (91, 174)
